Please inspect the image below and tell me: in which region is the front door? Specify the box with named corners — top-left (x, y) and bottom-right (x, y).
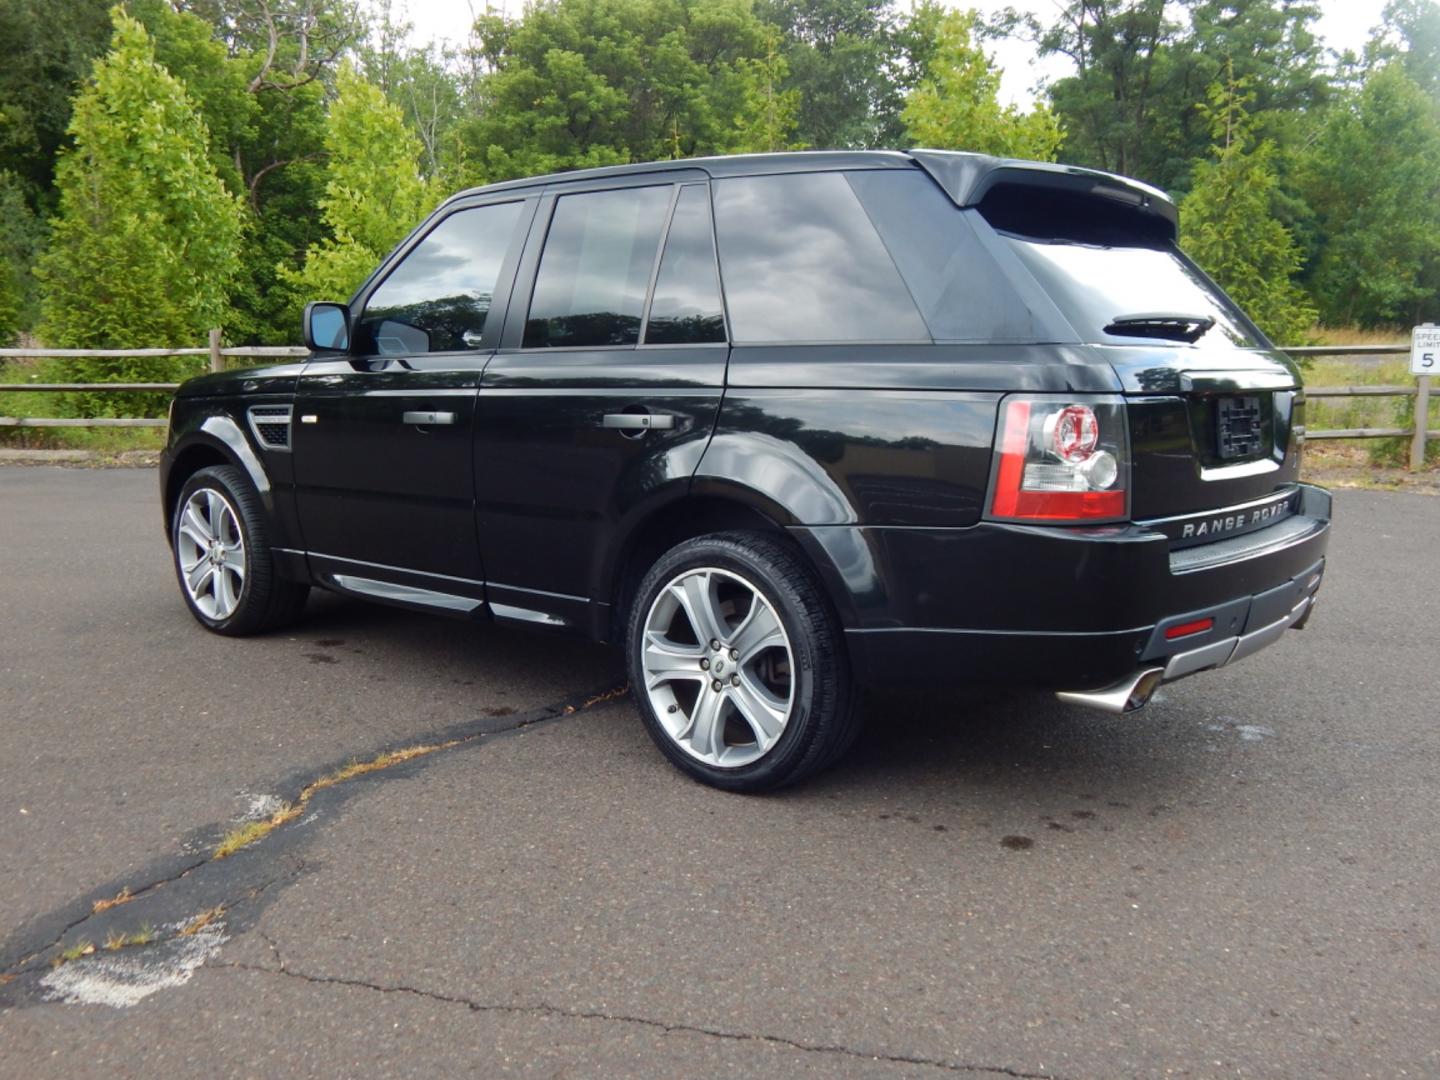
top-left (475, 179), bottom-right (729, 629)
top-left (292, 197), bottom-right (533, 597)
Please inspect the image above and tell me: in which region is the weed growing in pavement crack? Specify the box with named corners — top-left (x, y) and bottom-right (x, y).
top-left (7, 685), bottom-right (629, 980)
top-left (211, 741), bottom-right (461, 859)
top-left (91, 886), bottom-right (135, 914)
top-left (53, 941), bottom-right (95, 967)
top-left (213, 803), bottom-right (303, 859)
top-left (208, 686), bottom-right (627, 861)
top-left (179, 906), bottom-right (225, 937)
top-left (103, 925), bottom-right (155, 951)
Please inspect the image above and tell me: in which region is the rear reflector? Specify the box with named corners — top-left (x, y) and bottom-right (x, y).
top-left (1165, 617), bottom-right (1214, 641)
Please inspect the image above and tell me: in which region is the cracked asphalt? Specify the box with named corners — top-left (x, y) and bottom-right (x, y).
top-left (1, 465), bottom-right (1437, 1078)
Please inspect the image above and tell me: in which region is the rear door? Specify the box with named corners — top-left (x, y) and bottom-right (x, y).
top-left (474, 175), bottom-right (728, 629)
top-left (985, 208), bottom-right (1305, 522)
top-left (292, 197), bottom-right (533, 595)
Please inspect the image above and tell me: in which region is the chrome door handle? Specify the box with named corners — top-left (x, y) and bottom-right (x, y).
top-left (461, 329), bottom-right (485, 348)
top-left (402, 410), bottom-right (455, 426)
top-left (601, 413), bottom-right (675, 431)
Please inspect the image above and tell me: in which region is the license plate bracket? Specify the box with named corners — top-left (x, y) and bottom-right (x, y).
top-left (1215, 395), bottom-right (1264, 460)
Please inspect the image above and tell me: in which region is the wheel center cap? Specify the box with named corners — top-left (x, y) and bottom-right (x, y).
top-left (713, 659), bottom-right (725, 675)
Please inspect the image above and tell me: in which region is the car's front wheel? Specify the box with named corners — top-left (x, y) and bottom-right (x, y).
top-left (172, 464), bottom-right (308, 636)
top-left (626, 532), bottom-right (859, 791)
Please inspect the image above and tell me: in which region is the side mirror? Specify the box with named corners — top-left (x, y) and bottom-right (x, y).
top-left (303, 301), bottom-right (351, 352)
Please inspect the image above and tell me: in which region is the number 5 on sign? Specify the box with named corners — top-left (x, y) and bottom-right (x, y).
top-left (1412, 325), bottom-right (1440, 375)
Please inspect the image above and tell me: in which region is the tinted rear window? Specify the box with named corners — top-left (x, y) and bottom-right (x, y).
top-left (644, 184), bottom-right (726, 345)
top-left (712, 172), bottom-right (928, 344)
top-left (525, 186), bottom-right (671, 349)
top-left (1002, 236), bottom-right (1263, 349)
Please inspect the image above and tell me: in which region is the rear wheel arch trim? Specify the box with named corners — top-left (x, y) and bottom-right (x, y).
top-left (693, 431), bottom-right (858, 525)
top-left (602, 491), bottom-right (796, 643)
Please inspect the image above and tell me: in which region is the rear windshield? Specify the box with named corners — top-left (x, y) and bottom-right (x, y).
top-left (1002, 237), bottom-right (1263, 349)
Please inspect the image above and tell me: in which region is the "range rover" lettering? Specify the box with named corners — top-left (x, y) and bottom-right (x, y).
top-left (1182, 501), bottom-right (1289, 539)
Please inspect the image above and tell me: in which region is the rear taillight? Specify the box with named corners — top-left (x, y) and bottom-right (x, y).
top-left (989, 396), bottom-right (1130, 523)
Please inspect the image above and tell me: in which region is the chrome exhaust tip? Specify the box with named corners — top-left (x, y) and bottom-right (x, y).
top-left (1055, 667), bottom-right (1165, 714)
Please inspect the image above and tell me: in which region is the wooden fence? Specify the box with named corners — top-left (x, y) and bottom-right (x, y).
top-left (1286, 344), bottom-right (1433, 471)
top-left (0, 333), bottom-right (1434, 469)
top-left (0, 330), bottom-right (307, 429)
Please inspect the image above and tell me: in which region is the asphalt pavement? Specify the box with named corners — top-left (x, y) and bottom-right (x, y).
top-left (0, 466), bottom-right (1436, 1078)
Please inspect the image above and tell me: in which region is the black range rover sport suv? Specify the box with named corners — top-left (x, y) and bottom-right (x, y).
top-left (161, 149), bottom-right (1331, 791)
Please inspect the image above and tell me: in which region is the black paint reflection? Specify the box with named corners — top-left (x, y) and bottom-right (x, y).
top-left (716, 392), bottom-right (994, 527)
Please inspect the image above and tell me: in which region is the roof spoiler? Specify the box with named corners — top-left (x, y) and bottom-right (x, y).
top-left (906, 149), bottom-right (1178, 241)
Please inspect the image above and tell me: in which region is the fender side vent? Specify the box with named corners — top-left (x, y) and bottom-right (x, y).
top-left (247, 405), bottom-right (293, 451)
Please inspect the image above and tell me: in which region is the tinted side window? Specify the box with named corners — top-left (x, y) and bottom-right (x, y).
top-left (712, 172), bottom-right (928, 343)
top-left (846, 170), bottom-right (1049, 344)
top-left (524, 186), bottom-right (672, 349)
top-left (644, 185), bottom-right (726, 345)
top-left (358, 201), bottom-right (523, 356)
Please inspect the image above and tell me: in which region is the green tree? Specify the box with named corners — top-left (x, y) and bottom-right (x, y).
top-left (462, 0), bottom-right (771, 182)
top-left (902, 8), bottom-right (1062, 160)
top-left (725, 26), bottom-right (803, 152)
top-left (1369, 0), bottom-right (1440, 97)
top-left (1299, 63), bottom-right (1440, 326)
top-left (755, 0), bottom-right (909, 149)
top-left (1179, 76), bottom-right (1315, 344)
top-left (361, 4), bottom-right (469, 184)
top-left (1035, 0), bottom-right (1179, 179)
top-left (0, 171), bottom-right (44, 343)
top-left (0, 0), bottom-right (111, 212)
top-left (117, 0), bottom-right (359, 344)
top-left (280, 62), bottom-right (432, 302)
top-left (35, 9), bottom-right (242, 415)
top-left (1034, 0), bottom-right (1326, 190)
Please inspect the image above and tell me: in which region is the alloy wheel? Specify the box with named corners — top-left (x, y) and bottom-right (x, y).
top-left (175, 487), bottom-right (247, 621)
top-left (640, 566), bottom-right (795, 768)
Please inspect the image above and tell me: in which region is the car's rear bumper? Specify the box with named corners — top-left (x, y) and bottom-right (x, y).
top-left (795, 483), bottom-right (1331, 690)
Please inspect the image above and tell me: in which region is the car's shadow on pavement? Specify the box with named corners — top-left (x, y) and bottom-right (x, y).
top-left (285, 593), bottom-right (1230, 819)
top-left (791, 684), bottom-right (1233, 825)
top-left (276, 590), bottom-right (625, 687)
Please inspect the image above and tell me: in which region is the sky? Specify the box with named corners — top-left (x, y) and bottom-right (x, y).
top-left (395, 0), bottom-right (1393, 107)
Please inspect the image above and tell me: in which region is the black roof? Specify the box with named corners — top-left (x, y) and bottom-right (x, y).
top-left (443, 149), bottom-right (1178, 236)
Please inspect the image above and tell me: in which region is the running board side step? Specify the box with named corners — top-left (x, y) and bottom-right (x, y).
top-left (1055, 667), bottom-right (1165, 714)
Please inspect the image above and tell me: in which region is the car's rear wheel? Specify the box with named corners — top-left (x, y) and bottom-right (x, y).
top-left (626, 532), bottom-right (859, 791)
top-left (172, 464), bottom-right (308, 636)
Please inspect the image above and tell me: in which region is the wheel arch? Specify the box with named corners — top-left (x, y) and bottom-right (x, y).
top-left (603, 490), bottom-right (860, 644)
top-left (162, 416), bottom-right (273, 544)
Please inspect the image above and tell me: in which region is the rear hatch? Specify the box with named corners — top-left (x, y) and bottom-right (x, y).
top-left (977, 182), bottom-right (1304, 527)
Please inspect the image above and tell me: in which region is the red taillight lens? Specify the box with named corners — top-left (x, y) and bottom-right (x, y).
top-left (1049, 404), bottom-right (1099, 463)
top-left (1165, 617), bottom-right (1214, 640)
top-left (989, 397), bottom-right (1129, 523)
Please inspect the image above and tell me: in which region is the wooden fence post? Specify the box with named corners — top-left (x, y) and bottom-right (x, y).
top-left (1412, 374), bottom-right (1432, 472)
top-left (208, 328), bottom-right (223, 374)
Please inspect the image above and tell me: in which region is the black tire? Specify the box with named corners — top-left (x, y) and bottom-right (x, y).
top-left (171, 464), bottom-right (309, 636)
top-left (626, 531), bottom-right (860, 792)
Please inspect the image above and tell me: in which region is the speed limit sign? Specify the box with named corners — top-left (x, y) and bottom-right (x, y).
top-left (1412, 325), bottom-right (1440, 375)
